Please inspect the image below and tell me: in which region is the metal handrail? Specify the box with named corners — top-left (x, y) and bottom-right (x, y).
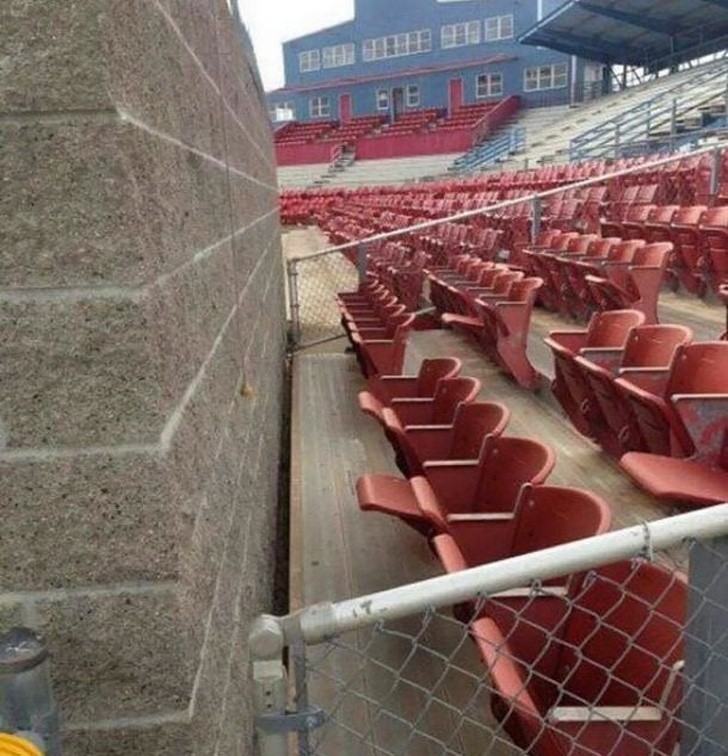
top-left (288, 142), bottom-right (723, 263)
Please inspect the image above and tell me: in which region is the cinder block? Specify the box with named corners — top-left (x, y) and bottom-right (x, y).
top-left (0, 297), bottom-right (163, 449)
top-left (0, 0), bottom-right (110, 113)
top-left (0, 119), bottom-right (233, 288)
top-left (34, 588), bottom-right (193, 722)
top-left (164, 0), bottom-right (221, 86)
top-left (62, 719), bottom-right (193, 755)
top-left (102, 0), bottom-right (228, 162)
top-left (0, 453), bottom-right (180, 591)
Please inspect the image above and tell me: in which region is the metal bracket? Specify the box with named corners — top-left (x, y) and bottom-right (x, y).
top-left (255, 707), bottom-right (327, 735)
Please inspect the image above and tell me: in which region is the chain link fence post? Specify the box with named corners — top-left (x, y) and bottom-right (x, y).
top-left (531, 195), bottom-right (542, 244)
top-left (357, 242), bottom-right (368, 286)
top-left (287, 258), bottom-right (302, 350)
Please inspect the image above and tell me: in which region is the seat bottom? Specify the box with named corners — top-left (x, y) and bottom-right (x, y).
top-left (356, 475), bottom-right (432, 534)
top-left (621, 453), bottom-right (728, 507)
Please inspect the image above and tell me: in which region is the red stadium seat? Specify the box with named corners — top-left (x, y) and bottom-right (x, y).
top-left (433, 484), bottom-right (612, 621)
top-left (544, 310), bottom-right (646, 437)
top-left (380, 400), bottom-right (510, 478)
top-left (574, 324), bottom-right (693, 457)
top-left (669, 205), bottom-right (709, 296)
top-left (352, 314), bottom-right (415, 378)
top-left (616, 341), bottom-right (728, 459)
top-left (356, 435), bottom-right (555, 536)
top-left (476, 277), bottom-right (544, 389)
top-left (585, 242), bottom-right (672, 323)
top-left (698, 206), bottom-right (728, 294)
top-left (387, 376), bottom-right (481, 427)
top-left (473, 561), bottom-right (687, 756)
top-left (363, 357), bottom-right (462, 406)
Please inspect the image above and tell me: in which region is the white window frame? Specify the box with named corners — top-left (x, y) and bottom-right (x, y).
top-left (406, 84), bottom-right (420, 108)
top-left (362, 29), bottom-right (432, 61)
top-left (270, 101), bottom-right (296, 122)
top-left (476, 72), bottom-right (503, 99)
top-left (309, 96), bottom-right (330, 118)
top-left (299, 49), bottom-right (320, 72)
top-left (376, 89), bottom-right (390, 111)
top-left (485, 14), bottom-right (514, 41)
top-left (322, 43), bottom-right (355, 69)
top-left (524, 63), bottom-right (568, 92)
top-left (441, 20), bottom-right (480, 49)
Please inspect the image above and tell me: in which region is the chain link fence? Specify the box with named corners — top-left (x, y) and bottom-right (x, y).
top-left (251, 509), bottom-right (728, 756)
top-left (287, 247), bottom-right (362, 349)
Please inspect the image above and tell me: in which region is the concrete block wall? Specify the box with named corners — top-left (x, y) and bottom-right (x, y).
top-left (0, 1), bottom-right (284, 753)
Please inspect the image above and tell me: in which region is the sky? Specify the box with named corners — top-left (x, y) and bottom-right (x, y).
top-left (238, 0), bottom-right (355, 92)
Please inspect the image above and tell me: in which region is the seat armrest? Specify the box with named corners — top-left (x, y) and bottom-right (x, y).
top-left (548, 706), bottom-right (662, 723)
top-left (579, 346), bottom-right (624, 372)
top-left (447, 512), bottom-right (514, 522)
top-left (543, 331), bottom-right (588, 352)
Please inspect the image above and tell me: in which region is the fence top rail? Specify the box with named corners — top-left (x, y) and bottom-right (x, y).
top-left (287, 143), bottom-right (722, 264)
top-left (250, 503), bottom-right (728, 656)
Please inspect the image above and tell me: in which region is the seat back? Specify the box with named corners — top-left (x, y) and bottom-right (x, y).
top-left (698, 205), bottom-right (728, 229)
top-left (472, 436), bottom-right (556, 512)
top-left (668, 341), bottom-right (728, 395)
top-left (565, 235), bottom-right (599, 255)
top-left (586, 238), bottom-right (620, 258)
top-left (431, 376), bottom-right (482, 424)
top-left (607, 239), bottom-right (646, 263)
top-left (631, 242), bottom-right (673, 269)
top-left (489, 270), bottom-right (524, 296)
top-left (621, 325), bottom-right (693, 369)
top-left (447, 402), bottom-right (511, 459)
top-left (584, 309), bottom-right (646, 348)
top-left (510, 485), bottom-right (612, 560)
top-left (672, 205), bottom-right (707, 227)
top-left (555, 561), bottom-right (686, 709)
top-left (414, 358), bottom-right (462, 396)
top-left (505, 277), bottom-right (543, 305)
top-left (647, 205), bottom-right (679, 225)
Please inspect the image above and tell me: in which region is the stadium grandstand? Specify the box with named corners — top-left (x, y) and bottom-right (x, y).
top-left (269, 0), bottom-right (728, 188)
top-left (252, 2), bottom-right (728, 755)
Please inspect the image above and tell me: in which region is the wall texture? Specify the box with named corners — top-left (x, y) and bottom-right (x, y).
top-left (0, 1), bottom-right (284, 753)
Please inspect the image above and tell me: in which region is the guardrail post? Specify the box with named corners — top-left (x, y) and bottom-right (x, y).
top-left (710, 146), bottom-right (722, 206)
top-left (250, 617), bottom-right (290, 756)
top-left (681, 536), bottom-right (728, 754)
top-left (357, 243), bottom-right (368, 285)
top-left (287, 259), bottom-right (301, 349)
top-left (531, 195), bottom-right (542, 244)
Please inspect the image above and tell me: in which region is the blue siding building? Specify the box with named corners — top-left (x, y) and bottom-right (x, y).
top-left (267, 0), bottom-right (602, 123)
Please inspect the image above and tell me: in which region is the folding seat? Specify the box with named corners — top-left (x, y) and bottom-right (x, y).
top-left (476, 277), bottom-right (544, 389)
top-left (559, 238), bottom-right (621, 320)
top-left (574, 324), bottom-right (693, 457)
top-left (473, 560), bottom-right (687, 756)
top-left (601, 203), bottom-right (653, 240)
top-left (361, 356), bottom-right (462, 408)
top-left (669, 205), bottom-right (709, 295)
top-left (697, 206), bottom-right (728, 294)
top-left (585, 242), bottom-right (673, 324)
top-left (542, 235), bottom-right (599, 314)
top-left (563, 240), bottom-right (644, 320)
top-left (343, 301), bottom-right (405, 345)
top-left (441, 271), bottom-right (523, 338)
top-left (606, 185), bottom-right (639, 221)
top-left (721, 283), bottom-right (728, 340)
top-left (356, 435), bottom-right (555, 536)
top-left (351, 313), bottom-right (415, 378)
top-left (544, 310), bottom-right (646, 437)
top-left (519, 232), bottom-right (579, 285)
top-left (433, 484), bottom-right (611, 622)
top-left (617, 341), bottom-right (728, 461)
top-left (643, 205), bottom-right (679, 246)
top-left (382, 375), bottom-right (481, 428)
top-left (375, 400), bottom-right (510, 478)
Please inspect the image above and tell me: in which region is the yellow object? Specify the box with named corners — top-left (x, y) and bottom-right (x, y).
top-left (0, 733), bottom-right (43, 756)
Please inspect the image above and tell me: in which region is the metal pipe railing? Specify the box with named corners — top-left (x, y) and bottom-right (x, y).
top-left (288, 142), bottom-right (723, 263)
top-left (251, 503), bottom-right (728, 650)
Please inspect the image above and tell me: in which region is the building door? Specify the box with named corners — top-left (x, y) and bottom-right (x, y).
top-left (448, 78), bottom-right (464, 115)
top-left (391, 87), bottom-right (405, 121)
top-left (339, 93), bottom-right (352, 123)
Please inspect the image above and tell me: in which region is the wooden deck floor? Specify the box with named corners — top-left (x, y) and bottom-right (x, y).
top-left (290, 322), bottom-right (682, 754)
